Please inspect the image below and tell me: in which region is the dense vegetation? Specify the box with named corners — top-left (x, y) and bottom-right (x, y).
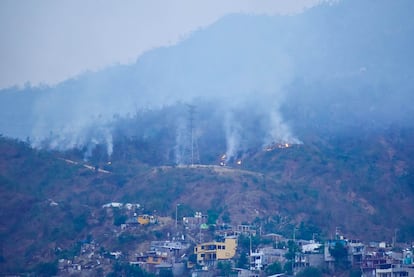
top-left (0, 122), bottom-right (413, 273)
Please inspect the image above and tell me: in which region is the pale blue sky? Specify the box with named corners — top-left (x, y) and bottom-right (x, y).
top-left (0, 0), bottom-right (327, 89)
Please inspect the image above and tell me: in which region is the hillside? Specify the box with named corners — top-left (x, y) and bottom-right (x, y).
top-left (1, 0), bottom-right (414, 150)
top-left (1, 0), bottom-right (414, 274)
top-left (1, 126), bottom-right (413, 273)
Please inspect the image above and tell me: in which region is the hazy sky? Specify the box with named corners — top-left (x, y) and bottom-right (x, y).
top-left (0, 0), bottom-right (329, 89)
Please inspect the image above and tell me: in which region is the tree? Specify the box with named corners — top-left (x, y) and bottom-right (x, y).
top-left (222, 211), bottom-right (231, 223)
top-left (265, 261), bottom-right (283, 275)
top-left (276, 241), bottom-right (287, 249)
top-left (217, 261), bottom-right (233, 276)
top-left (237, 234), bottom-right (260, 253)
top-left (284, 261), bottom-right (293, 275)
top-left (329, 241), bottom-right (349, 270)
top-left (297, 222), bottom-right (320, 240)
top-left (284, 240), bottom-right (300, 260)
top-left (109, 261), bottom-right (153, 277)
top-left (237, 252), bottom-right (249, 269)
top-left (296, 267), bottom-right (322, 277)
top-left (350, 268), bottom-right (362, 277)
top-left (73, 213), bottom-right (88, 232)
top-left (33, 261), bottom-right (58, 277)
top-left (188, 253), bottom-right (197, 264)
top-left (113, 210), bottom-right (127, 226)
top-left (158, 269), bottom-right (173, 277)
top-left (207, 209), bottom-right (220, 224)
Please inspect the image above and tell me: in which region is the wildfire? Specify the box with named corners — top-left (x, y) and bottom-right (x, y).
top-left (277, 143), bottom-right (290, 149)
top-left (218, 154), bottom-right (242, 166)
top-left (219, 154), bottom-right (227, 166)
top-left (264, 142), bottom-right (293, 151)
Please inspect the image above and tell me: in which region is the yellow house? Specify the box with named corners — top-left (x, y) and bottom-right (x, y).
top-left (194, 237), bottom-right (237, 265)
top-left (137, 214), bottom-right (156, 225)
top-left (136, 251), bottom-right (168, 265)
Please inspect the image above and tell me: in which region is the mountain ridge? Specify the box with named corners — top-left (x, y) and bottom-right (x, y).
top-left (1, 0), bottom-right (414, 150)
top-left (1, 124), bottom-right (413, 271)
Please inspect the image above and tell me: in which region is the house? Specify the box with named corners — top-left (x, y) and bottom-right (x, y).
top-left (109, 251), bottom-right (122, 259)
top-left (250, 251), bottom-right (264, 271)
top-left (361, 248), bottom-right (414, 277)
top-left (301, 241), bottom-right (322, 253)
top-left (183, 212), bottom-right (207, 230)
top-left (194, 237), bottom-right (237, 265)
top-left (136, 251), bottom-right (169, 265)
top-left (150, 240), bottom-right (189, 258)
top-left (236, 225), bottom-right (257, 236)
top-left (233, 268), bottom-right (261, 277)
top-left (262, 233), bottom-right (284, 243)
top-left (348, 239), bottom-right (365, 266)
top-left (124, 203), bottom-right (141, 210)
top-left (102, 202), bottom-right (123, 208)
top-left (249, 247), bottom-right (288, 271)
top-left (374, 264), bottom-right (414, 277)
top-left (137, 214), bottom-right (157, 225)
top-left (151, 241), bottom-right (184, 251)
top-left (155, 263), bottom-right (173, 275)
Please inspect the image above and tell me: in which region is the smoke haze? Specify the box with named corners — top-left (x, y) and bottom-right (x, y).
top-left (0, 0), bottom-right (413, 163)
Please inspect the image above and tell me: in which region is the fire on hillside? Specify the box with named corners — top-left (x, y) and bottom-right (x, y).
top-left (219, 154), bottom-right (227, 166)
top-left (219, 154), bottom-right (242, 167)
top-left (218, 142), bottom-right (300, 167)
top-left (263, 142), bottom-right (297, 152)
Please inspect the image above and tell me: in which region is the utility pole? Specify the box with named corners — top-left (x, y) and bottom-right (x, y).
top-left (292, 227), bottom-right (297, 275)
top-left (249, 233), bottom-right (253, 270)
top-left (293, 227), bottom-right (296, 242)
top-left (393, 229), bottom-right (398, 248)
top-left (250, 233), bottom-right (252, 255)
top-left (175, 203), bottom-right (180, 229)
top-left (189, 105), bottom-right (194, 165)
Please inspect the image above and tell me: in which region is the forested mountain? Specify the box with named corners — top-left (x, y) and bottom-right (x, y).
top-left (1, 0), bottom-right (414, 274)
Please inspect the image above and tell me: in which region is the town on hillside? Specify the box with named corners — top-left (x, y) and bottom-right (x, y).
top-left (55, 202), bottom-right (414, 277)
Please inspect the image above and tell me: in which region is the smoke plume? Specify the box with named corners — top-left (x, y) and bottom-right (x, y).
top-left (1, 0), bottom-right (412, 162)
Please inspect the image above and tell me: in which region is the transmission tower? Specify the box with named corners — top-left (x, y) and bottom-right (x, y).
top-left (187, 104), bottom-right (200, 165)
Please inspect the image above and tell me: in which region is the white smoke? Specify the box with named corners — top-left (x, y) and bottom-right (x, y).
top-left (174, 118), bottom-right (187, 165)
top-left (30, 109), bottom-right (114, 160)
top-left (221, 102), bottom-right (302, 163)
top-left (224, 112), bottom-right (241, 163)
top-left (103, 127), bottom-right (113, 157)
top-left (15, 12), bottom-right (301, 160)
top-left (265, 110), bottom-right (302, 146)
top-left (2, 1), bottom-right (412, 162)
